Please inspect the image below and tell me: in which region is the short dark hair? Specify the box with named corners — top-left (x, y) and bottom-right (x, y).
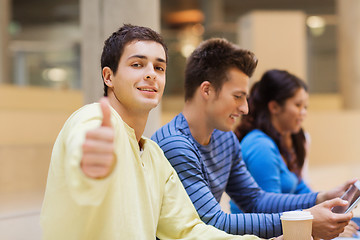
top-left (100, 24), bottom-right (168, 96)
top-left (184, 38), bottom-right (258, 101)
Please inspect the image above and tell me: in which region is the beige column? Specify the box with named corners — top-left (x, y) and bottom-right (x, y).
top-left (202, 0), bottom-right (224, 29)
top-left (237, 11), bottom-right (307, 85)
top-left (80, 0), bottom-right (161, 137)
top-left (337, 0), bottom-right (360, 109)
top-left (0, 0), bottom-right (10, 84)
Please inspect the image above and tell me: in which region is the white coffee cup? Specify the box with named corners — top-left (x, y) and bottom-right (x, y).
top-left (280, 211), bottom-right (313, 240)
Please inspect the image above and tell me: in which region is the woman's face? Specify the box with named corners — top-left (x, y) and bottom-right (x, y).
top-left (271, 88), bottom-right (309, 134)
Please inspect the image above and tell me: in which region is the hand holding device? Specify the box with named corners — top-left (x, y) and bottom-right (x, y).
top-left (332, 180), bottom-right (360, 214)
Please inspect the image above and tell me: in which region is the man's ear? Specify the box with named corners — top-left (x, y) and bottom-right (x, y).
top-left (268, 100), bottom-right (281, 115)
top-left (102, 67), bottom-right (114, 88)
top-left (199, 81), bottom-right (212, 99)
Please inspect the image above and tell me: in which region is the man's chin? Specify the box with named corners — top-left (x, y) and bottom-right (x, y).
top-left (143, 100), bottom-right (160, 111)
top-left (217, 125), bottom-right (234, 133)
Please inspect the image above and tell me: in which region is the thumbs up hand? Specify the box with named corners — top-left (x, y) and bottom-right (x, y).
top-left (81, 97), bottom-right (116, 179)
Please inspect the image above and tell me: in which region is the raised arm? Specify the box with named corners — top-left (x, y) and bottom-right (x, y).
top-left (81, 98), bottom-right (116, 178)
top-left (63, 98), bottom-right (118, 205)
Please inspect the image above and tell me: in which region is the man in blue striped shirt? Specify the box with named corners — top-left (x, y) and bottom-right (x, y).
top-left (152, 38), bottom-right (353, 239)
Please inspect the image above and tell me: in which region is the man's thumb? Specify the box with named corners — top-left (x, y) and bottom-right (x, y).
top-left (328, 197), bottom-right (348, 208)
top-left (100, 97), bottom-right (112, 127)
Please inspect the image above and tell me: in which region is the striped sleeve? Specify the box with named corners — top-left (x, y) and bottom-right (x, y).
top-left (226, 155), bottom-right (317, 214)
top-left (153, 133), bottom-right (284, 238)
top-left (152, 119), bottom-right (318, 238)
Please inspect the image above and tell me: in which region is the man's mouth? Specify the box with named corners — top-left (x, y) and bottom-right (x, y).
top-left (230, 114), bottom-right (240, 120)
top-left (137, 87), bottom-right (157, 92)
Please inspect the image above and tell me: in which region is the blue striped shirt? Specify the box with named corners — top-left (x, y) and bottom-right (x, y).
top-left (151, 113), bottom-right (318, 238)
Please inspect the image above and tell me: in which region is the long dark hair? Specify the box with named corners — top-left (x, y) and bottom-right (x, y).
top-left (235, 69), bottom-right (308, 177)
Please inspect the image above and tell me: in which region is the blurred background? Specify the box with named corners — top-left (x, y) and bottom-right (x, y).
top-left (0, 0), bottom-right (359, 239)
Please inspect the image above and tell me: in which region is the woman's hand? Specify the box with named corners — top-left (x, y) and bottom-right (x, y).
top-left (316, 179), bottom-right (358, 204)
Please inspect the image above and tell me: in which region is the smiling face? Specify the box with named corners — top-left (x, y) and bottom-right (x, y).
top-left (206, 67), bottom-right (249, 132)
top-left (103, 40), bottom-right (166, 115)
top-left (271, 88), bottom-right (309, 134)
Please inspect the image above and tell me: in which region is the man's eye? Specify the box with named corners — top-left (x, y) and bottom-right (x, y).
top-left (156, 66), bottom-right (165, 71)
top-left (234, 95), bottom-right (242, 99)
top-left (132, 63), bottom-right (141, 67)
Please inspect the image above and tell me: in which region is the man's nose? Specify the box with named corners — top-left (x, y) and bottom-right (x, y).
top-left (144, 65), bottom-right (156, 80)
top-left (238, 100), bottom-right (249, 115)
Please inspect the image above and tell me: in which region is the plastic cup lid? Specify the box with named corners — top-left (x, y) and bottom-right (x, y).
top-left (280, 211), bottom-right (313, 220)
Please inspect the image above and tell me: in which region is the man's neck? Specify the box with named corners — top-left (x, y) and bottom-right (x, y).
top-left (119, 110), bottom-right (148, 143)
top-left (107, 95), bottom-right (148, 143)
top-left (182, 101), bottom-right (213, 146)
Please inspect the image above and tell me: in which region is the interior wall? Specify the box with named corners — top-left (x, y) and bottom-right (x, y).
top-left (0, 85), bottom-right (82, 204)
top-left (238, 10), bottom-right (307, 85)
